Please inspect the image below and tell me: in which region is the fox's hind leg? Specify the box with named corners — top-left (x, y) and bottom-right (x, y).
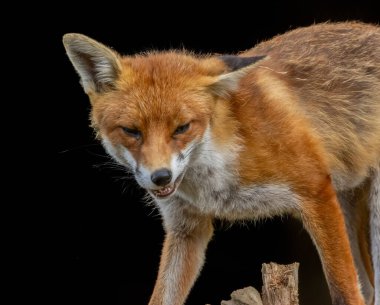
top-left (338, 182), bottom-right (374, 305)
top-left (370, 168), bottom-right (380, 305)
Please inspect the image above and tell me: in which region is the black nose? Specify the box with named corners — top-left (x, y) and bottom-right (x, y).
top-left (151, 168), bottom-right (172, 186)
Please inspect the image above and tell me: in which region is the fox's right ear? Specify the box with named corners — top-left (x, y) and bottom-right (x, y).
top-left (208, 55), bottom-right (267, 98)
top-left (63, 33), bottom-right (121, 94)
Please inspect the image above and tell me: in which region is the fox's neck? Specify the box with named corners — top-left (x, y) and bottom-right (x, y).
top-left (177, 100), bottom-right (242, 198)
top-left (176, 125), bottom-right (240, 204)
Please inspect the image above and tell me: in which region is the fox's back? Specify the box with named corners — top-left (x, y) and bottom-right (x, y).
top-left (244, 22), bottom-right (380, 189)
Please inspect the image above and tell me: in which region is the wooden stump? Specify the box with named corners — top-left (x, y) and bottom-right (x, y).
top-left (219, 262), bottom-right (299, 305)
top-left (261, 262), bottom-right (299, 305)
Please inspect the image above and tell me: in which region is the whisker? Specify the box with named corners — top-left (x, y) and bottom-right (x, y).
top-left (58, 143), bottom-right (101, 154)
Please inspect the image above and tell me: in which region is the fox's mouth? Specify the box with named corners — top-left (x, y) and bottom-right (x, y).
top-left (151, 172), bottom-right (184, 199)
top-left (153, 185), bottom-right (176, 198)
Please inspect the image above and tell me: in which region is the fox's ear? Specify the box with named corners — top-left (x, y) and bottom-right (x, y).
top-left (63, 33), bottom-right (121, 93)
top-left (209, 55), bottom-right (266, 98)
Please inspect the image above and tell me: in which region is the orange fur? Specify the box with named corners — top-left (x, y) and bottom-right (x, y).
top-left (63, 22), bottom-right (380, 305)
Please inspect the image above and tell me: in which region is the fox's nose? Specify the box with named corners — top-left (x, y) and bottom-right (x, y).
top-left (151, 168), bottom-right (172, 186)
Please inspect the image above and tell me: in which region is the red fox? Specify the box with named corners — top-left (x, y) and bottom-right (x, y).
top-left (63, 22), bottom-right (380, 305)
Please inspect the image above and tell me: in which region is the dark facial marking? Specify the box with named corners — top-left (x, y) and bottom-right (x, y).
top-left (178, 152), bottom-right (185, 161)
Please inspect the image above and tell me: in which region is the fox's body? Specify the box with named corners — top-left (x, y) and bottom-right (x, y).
top-left (64, 22), bottom-right (380, 305)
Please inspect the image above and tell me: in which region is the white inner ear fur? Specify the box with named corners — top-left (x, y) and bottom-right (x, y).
top-left (210, 69), bottom-right (251, 98)
top-left (63, 33), bottom-right (121, 93)
top-left (209, 57), bottom-right (268, 98)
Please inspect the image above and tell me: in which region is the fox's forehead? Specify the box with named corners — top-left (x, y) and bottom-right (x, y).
top-left (91, 73), bottom-right (214, 131)
top-left (117, 52), bottom-right (224, 89)
top-left (93, 88), bottom-right (212, 127)
top-left (89, 53), bottom-right (219, 126)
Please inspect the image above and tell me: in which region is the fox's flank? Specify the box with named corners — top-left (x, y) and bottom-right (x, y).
top-left (64, 22), bottom-right (380, 305)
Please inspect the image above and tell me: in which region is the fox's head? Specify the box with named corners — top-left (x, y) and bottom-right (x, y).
top-left (63, 34), bottom-right (265, 199)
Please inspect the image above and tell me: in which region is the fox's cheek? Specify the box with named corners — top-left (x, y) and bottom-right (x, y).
top-left (121, 147), bottom-right (138, 170)
top-left (170, 141), bottom-right (196, 176)
top-left (101, 135), bottom-right (138, 170)
top-left (101, 136), bottom-right (123, 164)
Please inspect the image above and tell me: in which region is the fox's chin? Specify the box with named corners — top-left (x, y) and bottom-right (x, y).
top-left (149, 172), bottom-right (185, 199)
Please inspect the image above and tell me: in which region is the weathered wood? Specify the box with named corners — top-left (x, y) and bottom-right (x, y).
top-left (261, 262), bottom-right (299, 305)
top-left (218, 263), bottom-right (299, 305)
top-left (221, 286), bottom-right (263, 305)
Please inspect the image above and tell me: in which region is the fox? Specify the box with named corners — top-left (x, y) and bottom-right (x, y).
top-left (63, 21), bottom-right (380, 305)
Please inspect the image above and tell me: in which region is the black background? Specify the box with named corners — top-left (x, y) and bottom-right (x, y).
top-left (34, 1), bottom-right (379, 305)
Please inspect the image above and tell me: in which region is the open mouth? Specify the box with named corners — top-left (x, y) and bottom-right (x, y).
top-left (153, 185), bottom-right (176, 198)
top-left (151, 172), bottom-right (184, 199)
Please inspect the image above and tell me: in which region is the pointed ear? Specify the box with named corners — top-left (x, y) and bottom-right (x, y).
top-left (63, 33), bottom-right (121, 93)
top-left (209, 55), bottom-right (266, 98)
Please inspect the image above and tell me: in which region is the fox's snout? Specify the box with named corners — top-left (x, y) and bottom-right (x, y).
top-left (151, 168), bottom-right (173, 186)
top-left (102, 133), bottom-right (195, 198)
top-left (133, 161), bottom-right (186, 199)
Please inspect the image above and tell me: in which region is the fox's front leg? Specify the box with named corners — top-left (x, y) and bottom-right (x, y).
top-left (300, 181), bottom-right (365, 305)
top-left (148, 212), bottom-right (213, 305)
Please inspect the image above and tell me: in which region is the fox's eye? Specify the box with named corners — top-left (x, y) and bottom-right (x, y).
top-left (174, 123), bottom-right (190, 135)
top-left (122, 127), bottom-right (141, 139)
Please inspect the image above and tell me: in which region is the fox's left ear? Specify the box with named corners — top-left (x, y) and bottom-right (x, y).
top-left (63, 33), bottom-right (121, 94)
top-left (209, 55), bottom-right (266, 98)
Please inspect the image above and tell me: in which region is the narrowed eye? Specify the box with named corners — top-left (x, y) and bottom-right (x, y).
top-left (174, 123), bottom-right (190, 135)
top-left (122, 126), bottom-right (141, 139)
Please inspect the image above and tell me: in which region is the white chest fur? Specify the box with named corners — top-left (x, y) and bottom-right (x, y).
top-left (158, 130), bottom-right (300, 221)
